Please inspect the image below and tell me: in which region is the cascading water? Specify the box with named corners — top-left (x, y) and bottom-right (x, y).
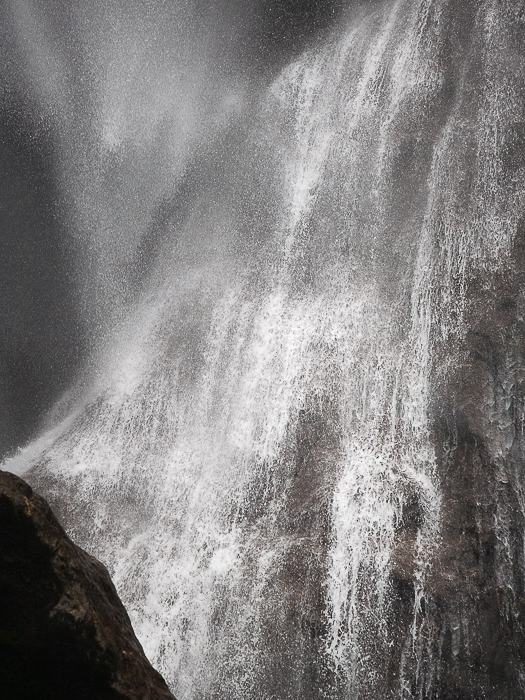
top-left (4, 0), bottom-right (525, 698)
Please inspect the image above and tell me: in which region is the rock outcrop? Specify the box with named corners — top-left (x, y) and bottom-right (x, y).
top-left (0, 469), bottom-right (175, 700)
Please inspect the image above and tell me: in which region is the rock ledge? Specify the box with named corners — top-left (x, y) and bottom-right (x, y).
top-left (0, 469), bottom-right (175, 700)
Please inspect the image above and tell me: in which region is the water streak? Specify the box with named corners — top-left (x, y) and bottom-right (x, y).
top-left (6, 0), bottom-right (525, 697)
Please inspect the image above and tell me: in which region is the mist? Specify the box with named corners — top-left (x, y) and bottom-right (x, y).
top-left (3, 1), bottom-right (525, 697)
top-left (0, 0), bottom-right (351, 458)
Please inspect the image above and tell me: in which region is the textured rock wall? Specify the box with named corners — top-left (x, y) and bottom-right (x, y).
top-left (0, 470), bottom-right (176, 700)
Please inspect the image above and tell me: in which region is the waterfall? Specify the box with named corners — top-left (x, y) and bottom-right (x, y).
top-left (4, 0), bottom-right (525, 698)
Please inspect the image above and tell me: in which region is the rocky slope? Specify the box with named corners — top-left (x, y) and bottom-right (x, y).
top-left (0, 469), bottom-right (176, 700)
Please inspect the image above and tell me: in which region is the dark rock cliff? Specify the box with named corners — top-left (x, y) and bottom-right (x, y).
top-left (0, 470), bottom-right (175, 700)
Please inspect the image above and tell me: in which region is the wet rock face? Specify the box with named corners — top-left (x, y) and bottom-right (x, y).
top-left (385, 234), bottom-right (525, 700)
top-left (0, 470), bottom-right (175, 700)
top-left (425, 240), bottom-right (525, 699)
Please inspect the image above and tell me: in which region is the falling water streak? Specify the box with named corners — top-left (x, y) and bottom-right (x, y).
top-left (4, 0), bottom-right (525, 698)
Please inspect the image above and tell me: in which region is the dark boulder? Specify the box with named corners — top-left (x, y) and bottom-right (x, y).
top-left (0, 469), bottom-right (175, 700)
